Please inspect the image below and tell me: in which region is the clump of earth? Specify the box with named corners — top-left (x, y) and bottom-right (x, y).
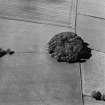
top-left (48, 32), bottom-right (92, 63)
top-left (0, 48), bottom-right (15, 57)
top-left (91, 90), bottom-right (105, 101)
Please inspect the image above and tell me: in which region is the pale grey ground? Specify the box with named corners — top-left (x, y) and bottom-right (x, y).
top-left (0, 0), bottom-right (105, 105)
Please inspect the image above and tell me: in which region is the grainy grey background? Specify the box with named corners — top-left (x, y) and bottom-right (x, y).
top-left (0, 0), bottom-right (105, 105)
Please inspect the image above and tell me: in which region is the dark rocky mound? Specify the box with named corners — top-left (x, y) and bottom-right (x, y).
top-left (7, 49), bottom-right (15, 55)
top-left (0, 48), bottom-right (15, 57)
top-left (91, 90), bottom-right (105, 101)
top-left (91, 91), bottom-right (102, 100)
top-left (48, 32), bottom-right (92, 63)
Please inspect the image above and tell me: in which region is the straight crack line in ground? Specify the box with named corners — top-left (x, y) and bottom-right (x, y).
top-left (91, 48), bottom-right (105, 54)
top-left (79, 63), bottom-right (85, 105)
top-left (14, 51), bottom-right (36, 54)
top-left (0, 16), bottom-right (72, 28)
top-left (79, 13), bottom-right (105, 21)
top-left (74, 0), bottom-right (79, 33)
top-left (83, 94), bottom-right (91, 98)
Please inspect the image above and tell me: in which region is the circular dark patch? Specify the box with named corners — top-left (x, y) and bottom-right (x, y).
top-left (48, 32), bottom-right (92, 63)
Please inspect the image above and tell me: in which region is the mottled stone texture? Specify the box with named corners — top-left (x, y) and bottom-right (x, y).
top-left (48, 32), bottom-right (92, 63)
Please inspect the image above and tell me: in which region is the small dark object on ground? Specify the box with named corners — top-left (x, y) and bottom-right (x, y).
top-left (91, 91), bottom-right (102, 100)
top-left (0, 48), bottom-right (15, 57)
top-left (0, 48), bottom-right (8, 57)
top-left (7, 49), bottom-right (15, 55)
top-left (48, 32), bottom-right (92, 63)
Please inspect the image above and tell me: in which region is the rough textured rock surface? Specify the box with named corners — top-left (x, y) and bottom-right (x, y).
top-left (0, 48), bottom-right (15, 57)
top-left (91, 91), bottom-right (102, 100)
top-left (48, 32), bottom-right (92, 63)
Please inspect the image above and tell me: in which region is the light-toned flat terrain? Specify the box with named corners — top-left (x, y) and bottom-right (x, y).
top-left (77, 0), bottom-right (105, 105)
top-left (0, 0), bottom-right (105, 105)
top-left (0, 0), bottom-right (76, 27)
top-left (0, 18), bottom-right (82, 105)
